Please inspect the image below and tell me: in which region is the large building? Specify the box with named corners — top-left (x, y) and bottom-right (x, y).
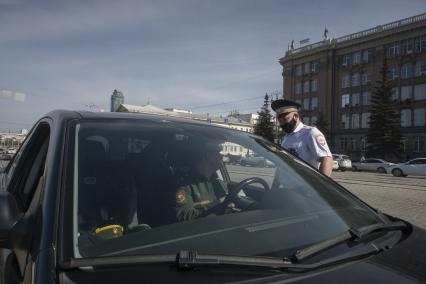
top-left (111, 89), bottom-right (125, 112)
top-left (279, 13), bottom-right (426, 160)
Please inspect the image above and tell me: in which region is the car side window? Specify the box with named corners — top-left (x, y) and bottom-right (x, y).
top-left (6, 123), bottom-right (50, 210)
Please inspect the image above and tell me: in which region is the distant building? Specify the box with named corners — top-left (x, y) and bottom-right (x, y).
top-left (279, 13), bottom-right (426, 160)
top-left (164, 108), bottom-right (192, 115)
top-left (116, 103), bottom-right (255, 158)
top-left (110, 89), bottom-right (125, 112)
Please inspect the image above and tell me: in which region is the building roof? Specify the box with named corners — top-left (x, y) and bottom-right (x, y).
top-left (116, 103), bottom-right (252, 126)
top-left (280, 12), bottom-right (426, 62)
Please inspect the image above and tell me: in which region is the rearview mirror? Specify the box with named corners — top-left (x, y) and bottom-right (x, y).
top-left (0, 192), bottom-right (23, 248)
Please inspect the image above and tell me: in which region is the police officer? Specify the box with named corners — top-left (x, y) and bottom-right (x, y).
top-left (271, 99), bottom-right (333, 176)
top-left (174, 141), bottom-right (235, 221)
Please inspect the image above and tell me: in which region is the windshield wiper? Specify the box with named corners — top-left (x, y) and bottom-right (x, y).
top-left (61, 243), bottom-right (386, 273)
top-left (291, 221), bottom-right (407, 262)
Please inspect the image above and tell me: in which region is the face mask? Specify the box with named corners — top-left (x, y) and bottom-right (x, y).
top-left (280, 117), bottom-right (297, 133)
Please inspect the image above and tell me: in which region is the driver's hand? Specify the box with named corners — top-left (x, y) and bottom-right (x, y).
top-left (219, 195), bottom-right (235, 208)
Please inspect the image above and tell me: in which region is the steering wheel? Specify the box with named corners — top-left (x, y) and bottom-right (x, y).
top-left (221, 177), bottom-right (270, 210)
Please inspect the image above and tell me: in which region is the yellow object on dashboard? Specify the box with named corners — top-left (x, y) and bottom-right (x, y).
top-left (93, 224), bottom-right (124, 239)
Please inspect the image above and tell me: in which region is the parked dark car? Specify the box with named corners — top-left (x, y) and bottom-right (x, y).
top-left (1, 110), bottom-right (426, 283)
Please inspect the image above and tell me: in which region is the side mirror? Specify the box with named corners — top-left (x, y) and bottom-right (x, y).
top-left (0, 192), bottom-right (23, 248)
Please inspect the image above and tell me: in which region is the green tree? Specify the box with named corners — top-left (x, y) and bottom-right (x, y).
top-left (367, 57), bottom-right (402, 160)
top-left (254, 93), bottom-right (275, 142)
top-left (314, 112), bottom-right (329, 136)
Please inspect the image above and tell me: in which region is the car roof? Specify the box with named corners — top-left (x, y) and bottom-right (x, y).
top-left (42, 109), bottom-right (252, 133)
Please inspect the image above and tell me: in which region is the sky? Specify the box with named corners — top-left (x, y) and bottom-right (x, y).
top-left (0, 0), bottom-right (425, 131)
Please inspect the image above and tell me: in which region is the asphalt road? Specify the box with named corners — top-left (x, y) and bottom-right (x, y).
top-left (226, 164), bottom-right (426, 229)
top-left (332, 170), bottom-right (426, 229)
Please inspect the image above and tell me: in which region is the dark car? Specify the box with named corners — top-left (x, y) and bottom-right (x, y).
top-left (1, 110), bottom-right (426, 284)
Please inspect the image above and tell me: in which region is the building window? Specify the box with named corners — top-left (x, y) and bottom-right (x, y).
top-left (362, 91), bottom-right (371, 105)
top-left (361, 112), bottom-right (370, 128)
top-left (401, 109), bottom-right (412, 127)
top-left (352, 73), bottom-right (360, 86)
top-left (351, 113), bottom-right (360, 129)
top-left (414, 108), bottom-right (425, 126)
top-left (415, 60), bottom-right (426, 76)
top-left (388, 65), bottom-right (399, 80)
top-left (303, 98), bottom-right (310, 110)
top-left (311, 97), bottom-right (318, 110)
top-left (362, 50), bottom-right (372, 63)
top-left (342, 75), bottom-right (350, 88)
top-left (402, 39), bottom-right (414, 54)
top-left (348, 137), bottom-right (357, 151)
top-left (304, 62), bottom-right (311, 75)
top-left (342, 55), bottom-right (351, 67)
top-left (388, 42), bottom-right (400, 57)
top-left (303, 81), bottom-right (310, 93)
top-left (311, 116), bottom-right (317, 125)
top-left (351, 93), bottom-right (360, 106)
top-left (295, 99), bottom-right (301, 105)
top-left (401, 63), bottom-right (413, 79)
top-left (414, 84), bottom-right (426, 100)
top-left (353, 52), bottom-right (361, 65)
top-left (391, 88), bottom-right (399, 101)
top-left (361, 137), bottom-right (367, 151)
top-left (361, 71), bottom-right (371, 85)
top-left (401, 137), bottom-right (407, 152)
top-left (340, 137), bottom-right (348, 151)
top-left (414, 136), bottom-right (425, 152)
top-left (341, 94), bottom-right (350, 107)
top-left (311, 61), bottom-right (319, 73)
top-left (415, 36), bottom-right (426, 53)
top-left (295, 82), bottom-right (302, 95)
top-left (401, 86), bottom-right (412, 101)
top-left (341, 114), bottom-right (349, 129)
top-left (311, 80), bottom-right (318, 92)
top-left (295, 65), bottom-right (302, 76)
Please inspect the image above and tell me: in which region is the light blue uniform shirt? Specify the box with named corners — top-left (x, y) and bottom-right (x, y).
top-left (281, 123), bottom-right (332, 169)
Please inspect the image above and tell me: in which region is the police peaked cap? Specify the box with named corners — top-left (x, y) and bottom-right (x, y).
top-left (271, 99), bottom-right (302, 116)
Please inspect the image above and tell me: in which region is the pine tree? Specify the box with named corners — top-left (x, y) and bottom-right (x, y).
top-left (254, 94), bottom-right (275, 142)
top-left (366, 57), bottom-right (402, 160)
top-left (314, 112), bottom-right (329, 136)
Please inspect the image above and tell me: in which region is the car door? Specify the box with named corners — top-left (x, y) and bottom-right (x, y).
top-left (0, 121), bottom-right (51, 284)
top-left (409, 159), bottom-right (426, 176)
top-left (362, 159), bottom-right (373, 171)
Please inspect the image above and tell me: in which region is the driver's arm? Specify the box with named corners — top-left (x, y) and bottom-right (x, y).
top-left (174, 185), bottom-right (221, 222)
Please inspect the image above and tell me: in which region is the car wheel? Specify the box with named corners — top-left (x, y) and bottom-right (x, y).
top-left (241, 161), bottom-right (246, 166)
top-left (392, 168), bottom-right (404, 177)
top-left (377, 167), bottom-right (386, 174)
top-left (352, 166), bottom-right (358, 171)
top-left (340, 167), bottom-right (346, 172)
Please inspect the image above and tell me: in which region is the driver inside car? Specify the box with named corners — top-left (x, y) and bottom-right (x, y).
top-left (174, 141), bottom-right (236, 221)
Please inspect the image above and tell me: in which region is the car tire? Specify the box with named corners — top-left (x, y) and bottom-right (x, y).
top-left (352, 166), bottom-right (358, 171)
top-left (340, 167), bottom-right (347, 172)
top-left (392, 168), bottom-right (404, 177)
top-left (377, 167), bottom-right (386, 174)
top-left (241, 161), bottom-right (246, 166)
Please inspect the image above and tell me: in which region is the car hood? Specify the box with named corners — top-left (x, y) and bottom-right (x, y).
top-left (63, 223), bottom-right (426, 284)
top-left (255, 224), bottom-right (426, 284)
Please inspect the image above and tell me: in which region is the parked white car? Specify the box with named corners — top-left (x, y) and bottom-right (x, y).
top-left (332, 159), bottom-right (339, 171)
top-left (332, 154), bottom-right (352, 171)
top-left (389, 158), bottom-right (426, 177)
top-left (352, 158), bottom-right (394, 173)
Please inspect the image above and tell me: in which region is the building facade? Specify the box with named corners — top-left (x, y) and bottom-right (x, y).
top-left (111, 89), bottom-right (125, 112)
top-left (280, 13), bottom-right (426, 160)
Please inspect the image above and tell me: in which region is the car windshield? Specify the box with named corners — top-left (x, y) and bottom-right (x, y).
top-left (69, 119), bottom-right (382, 259)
